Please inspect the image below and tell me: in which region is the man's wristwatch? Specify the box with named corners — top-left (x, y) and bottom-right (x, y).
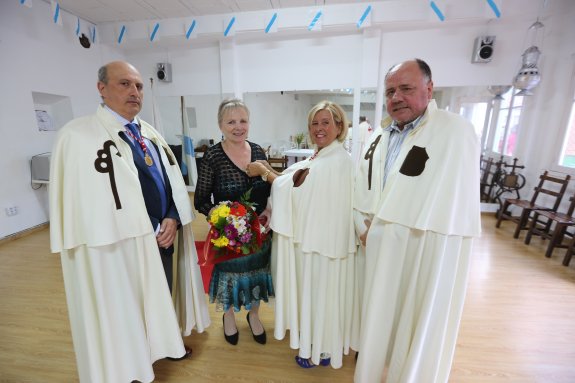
top-left (261, 169), bottom-right (271, 182)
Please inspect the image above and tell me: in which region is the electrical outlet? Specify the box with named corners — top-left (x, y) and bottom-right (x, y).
top-left (5, 206), bottom-right (18, 216)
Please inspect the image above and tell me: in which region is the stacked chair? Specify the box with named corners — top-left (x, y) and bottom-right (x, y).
top-left (495, 170), bottom-right (571, 239)
top-left (480, 155), bottom-right (497, 202)
top-left (524, 193), bottom-right (575, 261)
top-left (561, 236), bottom-right (575, 266)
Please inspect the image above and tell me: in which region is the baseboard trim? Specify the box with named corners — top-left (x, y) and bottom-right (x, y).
top-left (0, 222), bottom-right (49, 246)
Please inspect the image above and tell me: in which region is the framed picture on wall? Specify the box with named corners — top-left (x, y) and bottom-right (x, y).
top-left (35, 110), bottom-right (54, 131)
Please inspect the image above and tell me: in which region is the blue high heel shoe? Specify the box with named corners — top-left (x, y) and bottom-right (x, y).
top-left (295, 355), bottom-right (331, 368)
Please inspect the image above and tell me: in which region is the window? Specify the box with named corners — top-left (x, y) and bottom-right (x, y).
top-left (459, 102), bottom-right (488, 138)
top-left (491, 89), bottom-right (523, 156)
top-left (559, 88), bottom-right (575, 168)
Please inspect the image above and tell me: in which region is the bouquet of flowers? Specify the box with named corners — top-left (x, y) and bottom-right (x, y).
top-left (200, 191), bottom-right (266, 266)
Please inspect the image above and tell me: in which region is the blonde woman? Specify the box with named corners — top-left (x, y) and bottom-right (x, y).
top-left (247, 101), bottom-right (359, 369)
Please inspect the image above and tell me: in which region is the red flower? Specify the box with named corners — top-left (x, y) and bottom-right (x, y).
top-left (229, 203), bottom-right (247, 217)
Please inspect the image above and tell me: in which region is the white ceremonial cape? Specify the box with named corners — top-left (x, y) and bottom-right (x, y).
top-left (270, 140), bottom-right (358, 369)
top-left (355, 120), bottom-right (373, 163)
top-left (352, 124), bottom-right (386, 342)
top-left (355, 100), bottom-right (481, 383)
top-left (50, 105), bottom-right (210, 383)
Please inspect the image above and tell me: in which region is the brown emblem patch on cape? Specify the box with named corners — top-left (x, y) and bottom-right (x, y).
top-left (293, 168), bottom-right (310, 187)
top-left (399, 145), bottom-right (429, 177)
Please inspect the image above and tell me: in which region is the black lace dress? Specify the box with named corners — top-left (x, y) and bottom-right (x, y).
top-left (194, 141), bottom-right (274, 312)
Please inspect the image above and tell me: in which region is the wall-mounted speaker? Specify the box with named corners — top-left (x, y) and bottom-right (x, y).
top-left (471, 36), bottom-right (495, 63)
top-left (78, 33), bottom-right (91, 49)
top-left (156, 63), bottom-right (172, 82)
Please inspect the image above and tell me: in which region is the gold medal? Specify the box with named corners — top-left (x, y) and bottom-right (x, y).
top-left (144, 153), bottom-right (154, 166)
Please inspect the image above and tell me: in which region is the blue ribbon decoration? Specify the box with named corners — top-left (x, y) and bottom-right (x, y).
top-left (357, 5), bottom-right (372, 28)
top-left (53, 2), bottom-right (60, 24)
top-left (265, 13), bottom-right (278, 33)
top-left (118, 25), bottom-right (126, 44)
top-left (486, 0), bottom-right (501, 18)
top-left (308, 11), bottom-right (322, 31)
top-left (186, 20), bottom-right (197, 39)
top-left (224, 17), bottom-right (236, 37)
top-left (430, 1), bottom-right (445, 22)
top-left (150, 22), bottom-right (159, 42)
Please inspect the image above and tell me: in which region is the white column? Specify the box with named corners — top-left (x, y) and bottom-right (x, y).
top-left (374, 28), bottom-right (385, 130)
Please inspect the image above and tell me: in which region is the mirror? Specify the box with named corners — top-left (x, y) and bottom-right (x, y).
top-left (156, 86), bottom-right (502, 164)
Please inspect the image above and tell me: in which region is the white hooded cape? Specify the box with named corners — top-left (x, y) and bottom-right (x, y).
top-left (355, 101), bottom-right (481, 383)
top-left (270, 140), bottom-right (359, 369)
top-left (49, 105), bottom-right (209, 383)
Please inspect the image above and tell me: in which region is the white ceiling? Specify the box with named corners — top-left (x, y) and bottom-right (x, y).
top-left (51, 0), bottom-right (375, 24)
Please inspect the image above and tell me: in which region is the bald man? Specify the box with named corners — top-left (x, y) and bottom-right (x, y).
top-left (354, 59), bottom-right (481, 383)
top-left (50, 61), bottom-right (209, 383)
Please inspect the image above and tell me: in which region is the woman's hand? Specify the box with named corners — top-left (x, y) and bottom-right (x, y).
top-left (259, 207), bottom-right (272, 233)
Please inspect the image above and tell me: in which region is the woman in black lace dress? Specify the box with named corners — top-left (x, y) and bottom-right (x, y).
top-left (194, 99), bottom-right (274, 346)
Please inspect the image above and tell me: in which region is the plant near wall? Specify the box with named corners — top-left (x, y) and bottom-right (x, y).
top-left (294, 133), bottom-right (305, 148)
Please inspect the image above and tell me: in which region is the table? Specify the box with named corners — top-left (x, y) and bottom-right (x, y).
top-left (283, 148), bottom-right (314, 166)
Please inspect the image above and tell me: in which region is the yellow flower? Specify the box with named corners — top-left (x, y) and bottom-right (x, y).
top-left (218, 205), bottom-right (230, 217)
top-left (210, 205), bottom-right (230, 224)
top-left (209, 211), bottom-right (220, 224)
top-left (211, 236), bottom-right (229, 248)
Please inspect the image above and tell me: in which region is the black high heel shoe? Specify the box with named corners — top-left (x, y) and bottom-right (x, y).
top-left (223, 314), bottom-right (239, 345)
top-left (246, 312), bottom-right (267, 344)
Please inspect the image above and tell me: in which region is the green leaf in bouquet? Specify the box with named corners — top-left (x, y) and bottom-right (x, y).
top-left (240, 188), bottom-right (257, 211)
top-left (214, 216), bottom-right (227, 230)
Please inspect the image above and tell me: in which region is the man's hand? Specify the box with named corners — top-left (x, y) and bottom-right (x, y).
top-left (360, 219), bottom-right (372, 247)
top-left (157, 218), bottom-right (178, 249)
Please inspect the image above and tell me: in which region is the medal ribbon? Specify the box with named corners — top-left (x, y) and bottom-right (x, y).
top-left (125, 123), bottom-right (149, 155)
top-left (125, 123), bottom-right (167, 214)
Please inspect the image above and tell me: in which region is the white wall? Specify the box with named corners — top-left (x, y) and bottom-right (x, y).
top-left (1, 0), bottom-right (575, 238)
top-left (0, 1), bottom-right (125, 239)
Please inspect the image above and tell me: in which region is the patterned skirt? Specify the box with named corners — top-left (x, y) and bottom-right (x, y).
top-left (209, 237), bottom-right (274, 312)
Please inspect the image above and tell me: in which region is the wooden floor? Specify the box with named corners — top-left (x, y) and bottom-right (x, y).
top-left (1, 214), bottom-right (575, 382)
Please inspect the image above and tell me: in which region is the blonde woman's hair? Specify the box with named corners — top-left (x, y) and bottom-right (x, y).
top-left (217, 98), bottom-right (250, 125)
top-left (307, 100), bottom-right (349, 144)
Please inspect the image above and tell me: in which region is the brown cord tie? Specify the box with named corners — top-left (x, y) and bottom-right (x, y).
top-left (364, 134), bottom-right (382, 190)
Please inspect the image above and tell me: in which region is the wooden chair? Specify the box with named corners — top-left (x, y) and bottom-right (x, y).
top-left (194, 144), bottom-right (208, 155)
top-left (495, 171), bottom-right (571, 239)
top-left (524, 194), bottom-right (575, 258)
top-left (480, 156), bottom-right (504, 203)
top-left (561, 235), bottom-right (575, 266)
top-left (267, 156), bottom-right (288, 172)
top-left (480, 156), bottom-right (494, 202)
